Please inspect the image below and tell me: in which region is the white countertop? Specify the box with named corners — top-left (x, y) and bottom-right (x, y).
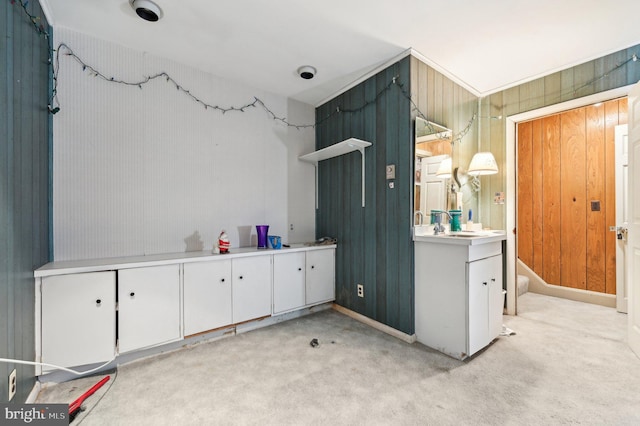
top-left (413, 230), bottom-right (506, 246)
top-left (34, 244), bottom-right (337, 277)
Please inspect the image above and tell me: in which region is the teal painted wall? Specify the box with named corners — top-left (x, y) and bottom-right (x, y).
top-left (316, 57), bottom-right (414, 334)
top-left (1, 1), bottom-right (51, 402)
top-left (315, 55), bottom-right (479, 335)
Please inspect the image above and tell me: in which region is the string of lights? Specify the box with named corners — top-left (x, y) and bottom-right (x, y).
top-left (11, 0), bottom-right (639, 135)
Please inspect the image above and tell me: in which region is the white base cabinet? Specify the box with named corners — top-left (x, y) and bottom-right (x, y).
top-left (118, 264), bottom-right (181, 353)
top-left (305, 248), bottom-right (335, 305)
top-left (232, 256), bottom-right (272, 323)
top-left (35, 246), bottom-right (335, 372)
top-left (41, 272), bottom-right (116, 370)
top-left (415, 239), bottom-right (504, 360)
top-left (273, 252), bottom-right (306, 314)
top-left (183, 260), bottom-right (232, 336)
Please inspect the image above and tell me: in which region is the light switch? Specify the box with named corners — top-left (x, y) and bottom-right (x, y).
top-left (386, 164), bottom-right (395, 179)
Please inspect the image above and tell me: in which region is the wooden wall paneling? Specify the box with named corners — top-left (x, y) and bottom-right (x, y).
top-left (519, 78), bottom-right (545, 113)
top-left (1, 0), bottom-right (50, 402)
top-left (560, 68), bottom-right (575, 103)
top-left (619, 97), bottom-right (628, 123)
top-left (531, 119), bottom-right (544, 275)
top-left (386, 60), bottom-right (412, 333)
top-left (426, 66), bottom-right (436, 120)
top-left (573, 62), bottom-right (596, 99)
top-left (316, 57), bottom-right (413, 334)
top-left (374, 70), bottom-right (390, 323)
top-left (502, 86), bottom-right (521, 119)
top-left (585, 104), bottom-right (606, 292)
top-left (604, 100), bottom-right (620, 294)
top-left (542, 114), bottom-right (562, 284)
top-left (626, 47), bottom-right (640, 84)
top-left (544, 72), bottom-right (562, 106)
top-left (517, 121), bottom-right (533, 266)
top-left (433, 71), bottom-right (444, 124)
top-left (560, 107), bottom-right (587, 289)
top-left (363, 76), bottom-right (380, 320)
top-left (595, 50), bottom-right (628, 93)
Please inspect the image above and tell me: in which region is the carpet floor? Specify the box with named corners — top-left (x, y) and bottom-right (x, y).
top-left (36, 292), bottom-right (640, 425)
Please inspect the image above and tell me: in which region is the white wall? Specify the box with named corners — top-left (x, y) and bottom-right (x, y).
top-left (53, 28), bottom-right (316, 261)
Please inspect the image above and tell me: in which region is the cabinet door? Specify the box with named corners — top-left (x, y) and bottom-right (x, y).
top-left (118, 264), bottom-right (181, 353)
top-left (41, 272), bottom-right (115, 369)
top-left (305, 248), bottom-right (335, 305)
top-left (273, 252), bottom-right (306, 314)
top-left (467, 254), bottom-right (502, 356)
top-left (232, 256), bottom-right (272, 323)
top-left (488, 255), bottom-right (504, 341)
top-left (184, 260), bottom-right (232, 336)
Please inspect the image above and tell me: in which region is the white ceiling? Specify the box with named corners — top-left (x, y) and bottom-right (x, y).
top-left (41, 0), bottom-right (640, 106)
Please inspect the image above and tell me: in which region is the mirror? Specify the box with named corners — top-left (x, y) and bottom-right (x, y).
top-left (414, 117), bottom-right (452, 225)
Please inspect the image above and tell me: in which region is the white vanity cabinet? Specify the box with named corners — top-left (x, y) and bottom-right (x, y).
top-left (305, 248), bottom-right (335, 305)
top-left (183, 259), bottom-right (232, 336)
top-left (414, 234), bottom-right (505, 360)
top-left (273, 252), bottom-right (306, 314)
top-left (231, 255), bottom-right (272, 323)
top-left (467, 254), bottom-right (503, 356)
top-left (40, 271), bottom-right (116, 370)
top-left (118, 264), bottom-right (181, 353)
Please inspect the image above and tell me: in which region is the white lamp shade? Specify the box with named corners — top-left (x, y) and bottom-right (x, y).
top-left (467, 152), bottom-right (498, 176)
top-left (435, 157), bottom-right (452, 178)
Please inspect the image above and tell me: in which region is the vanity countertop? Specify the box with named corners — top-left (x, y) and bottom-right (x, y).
top-left (413, 229), bottom-right (506, 246)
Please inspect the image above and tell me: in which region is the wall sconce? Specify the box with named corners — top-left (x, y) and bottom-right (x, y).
top-left (467, 152), bottom-right (498, 176)
top-left (467, 152), bottom-right (498, 191)
top-left (435, 157), bottom-right (452, 178)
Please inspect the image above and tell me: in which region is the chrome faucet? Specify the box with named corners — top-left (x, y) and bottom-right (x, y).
top-left (414, 211), bottom-right (424, 226)
top-left (433, 211), bottom-right (451, 235)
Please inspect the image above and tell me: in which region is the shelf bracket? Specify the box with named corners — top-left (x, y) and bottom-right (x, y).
top-left (299, 138), bottom-right (372, 209)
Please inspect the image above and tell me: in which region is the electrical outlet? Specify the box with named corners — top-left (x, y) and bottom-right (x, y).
top-left (8, 369), bottom-right (16, 401)
top-left (357, 284), bottom-right (364, 298)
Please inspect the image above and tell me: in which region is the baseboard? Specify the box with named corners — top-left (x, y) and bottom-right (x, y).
top-left (26, 381), bottom-right (41, 403)
top-left (517, 260), bottom-right (616, 308)
top-left (331, 304), bottom-right (417, 344)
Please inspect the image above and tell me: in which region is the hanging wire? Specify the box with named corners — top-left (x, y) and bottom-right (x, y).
top-left (12, 0), bottom-right (640, 133)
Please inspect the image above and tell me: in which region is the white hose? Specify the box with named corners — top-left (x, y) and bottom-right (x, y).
top-left (0, 356), bottom-right (116, 376)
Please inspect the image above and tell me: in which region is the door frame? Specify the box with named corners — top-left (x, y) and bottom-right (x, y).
top-left (505, 85), bottom-right (633, 315)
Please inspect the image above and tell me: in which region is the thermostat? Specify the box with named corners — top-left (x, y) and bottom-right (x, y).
top-left (386, 164), bottom-right (395, 179)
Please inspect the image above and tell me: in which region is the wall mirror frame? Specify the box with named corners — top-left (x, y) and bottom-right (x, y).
top-left (414, 117), bottom-right (453, 225)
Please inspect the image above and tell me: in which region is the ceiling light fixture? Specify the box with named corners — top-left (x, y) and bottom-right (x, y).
top-left (297, 66), bottom-right (317, 80)
top-left (131, 0), bottom-right (163, 22)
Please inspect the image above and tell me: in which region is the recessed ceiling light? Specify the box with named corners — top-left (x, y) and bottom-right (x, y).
top-left (297, 66), bottom-right (317, 80)
top-left (130, 0), bottom-right (163, 22)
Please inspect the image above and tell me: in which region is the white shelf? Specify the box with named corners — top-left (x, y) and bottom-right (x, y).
top-left (299, 138), bottom-right (372, 208)
top-left (299, 138), bottom-right (371, 164)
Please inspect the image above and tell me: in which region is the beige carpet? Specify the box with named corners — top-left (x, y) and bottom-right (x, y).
top-left (36, 292), bottom-right (640, 425)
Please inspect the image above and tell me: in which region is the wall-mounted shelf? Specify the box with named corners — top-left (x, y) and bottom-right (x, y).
top-left (300, 138), bottom-right (372, 208)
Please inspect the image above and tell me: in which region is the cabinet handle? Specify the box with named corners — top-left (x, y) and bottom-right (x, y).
top-left (298, 268), bottom-right (302, 271)
top-left (491, 278), bottom-right (496, 282)
top-left (96, 299), bottom-right (102, 305)
top-left (311, 265), bottom-right (315, 269)
top-left (221, 278), bottom-right (225, 283)
top-left (239, 275), bottom-right (243, 280)
top-left (130, 292), bottom-right (135, 297)
top-left (482, 282), bottom-right (488, 286)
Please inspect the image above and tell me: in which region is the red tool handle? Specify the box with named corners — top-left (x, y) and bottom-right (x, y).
top-left (68, 375), bottom-right (111, 415)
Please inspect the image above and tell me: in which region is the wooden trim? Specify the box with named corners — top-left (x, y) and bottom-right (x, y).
top-left (331, 304), bottom-right (417, 344)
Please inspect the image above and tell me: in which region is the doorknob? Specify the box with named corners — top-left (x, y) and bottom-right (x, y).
top-left (611, 226), bottom-right (628, 240)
